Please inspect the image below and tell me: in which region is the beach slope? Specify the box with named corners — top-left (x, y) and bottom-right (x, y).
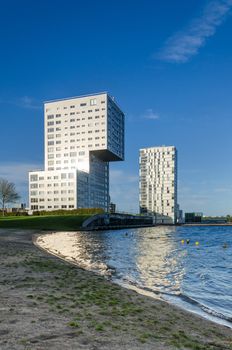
top-left (0, 229), bottom-right (231, 350)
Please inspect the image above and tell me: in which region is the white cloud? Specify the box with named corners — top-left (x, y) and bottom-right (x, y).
top-left (156, 0), bottom-right (232, 63)
top-left (142, 109), bottom-right (160, 120)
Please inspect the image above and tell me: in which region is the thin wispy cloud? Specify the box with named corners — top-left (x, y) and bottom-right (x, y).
top-left (0, 96), bottom-right (41, 109)
top-left (156, 0), bottom-right (232, 63)
top-left (17, 96), bottom-right (41, 110)
top-left (142, 109), bottom-right (160, 120)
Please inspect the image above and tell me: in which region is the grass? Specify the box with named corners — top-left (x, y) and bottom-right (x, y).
top-left (0, 215), bottom-right (91, 231)
top-left (10, 254), bottom-right (229, 349)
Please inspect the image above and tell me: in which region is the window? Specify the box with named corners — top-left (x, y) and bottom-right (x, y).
top-left (47, 115), bottom-right (54, 119)
top-left (48, 128), bottom-right (54, 133)
top-left (30, 191), bottom-right (37, 196)
top-left (30, 174), bottom-right (38, 182)
top-left (80, 103), bottom-right (86, 107)
top-left (47, 121), bottom-right (54, 126)
top-left (31, 197), bottom-right (38, 203)
top-left (90, 99), bottom-right (97, 106)
top-left (30, 184), bottom-right (38, 189)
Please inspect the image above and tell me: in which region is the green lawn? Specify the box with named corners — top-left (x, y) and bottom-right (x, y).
top-left (0, 215), bottom-right (90, 231)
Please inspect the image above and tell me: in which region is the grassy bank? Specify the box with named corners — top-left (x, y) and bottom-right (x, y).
top-left (0, 229), bottom-right (231, 350)
top-left (0, 215), bottom-right (90, 231)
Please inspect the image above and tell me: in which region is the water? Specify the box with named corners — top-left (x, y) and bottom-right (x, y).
top-left (37, 226), bottom-right (232, 327)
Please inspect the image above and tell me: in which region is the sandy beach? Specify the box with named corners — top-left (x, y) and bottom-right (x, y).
top-left (0, 228), bottom-right (231, 350)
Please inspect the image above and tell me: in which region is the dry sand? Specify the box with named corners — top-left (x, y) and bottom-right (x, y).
top-left (0, 228), bottom-right (231, 350)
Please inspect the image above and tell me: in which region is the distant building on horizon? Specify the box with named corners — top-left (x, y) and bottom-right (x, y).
top-left (29, 92), bottom-right (124, 211)
top-left (139, 146), bottom-right (177, 224)
top-left (109, 202), bottom-right (116, 214)
top-left (185, 212), bottom-right (203, 224)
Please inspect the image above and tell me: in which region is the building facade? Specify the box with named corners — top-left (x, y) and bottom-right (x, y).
top-left (29, 93), bottom-right (124, 211)
top-left (139, 146), bottom-right (177, 224)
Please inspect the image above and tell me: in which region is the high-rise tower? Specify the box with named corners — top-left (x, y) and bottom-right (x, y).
top-left (139, 146), bottom-right (177, 224)
top-left (29, 92), bottom-right (124, 211)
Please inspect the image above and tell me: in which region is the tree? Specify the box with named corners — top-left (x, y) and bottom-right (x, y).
top-left (0, 178), bottom-right (20, 216)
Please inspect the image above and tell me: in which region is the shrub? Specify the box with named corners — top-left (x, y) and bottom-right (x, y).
top-left (32, 208), bottom-right (104, 216)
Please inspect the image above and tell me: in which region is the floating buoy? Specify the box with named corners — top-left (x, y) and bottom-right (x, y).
top-left (195, 241), bottom-right (199, 246)
top-left (181, 239), bottom-right (185, 244)
top-left (186, 239), bottom-right (190, 244)
top-left (223, 243), bottom-right (228, 249)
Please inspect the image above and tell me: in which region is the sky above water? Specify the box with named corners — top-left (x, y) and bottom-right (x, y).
top-left (1, 0), bottom-right (232, 215)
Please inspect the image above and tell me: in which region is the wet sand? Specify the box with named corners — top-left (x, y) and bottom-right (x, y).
top-left (0, 228), bottom-right (231, 350)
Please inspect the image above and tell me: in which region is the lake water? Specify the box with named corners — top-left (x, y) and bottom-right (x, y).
top-left (37, 225), bottom-right (232, 327)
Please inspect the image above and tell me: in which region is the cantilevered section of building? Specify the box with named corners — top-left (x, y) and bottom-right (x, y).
top-left (29, 92), bottom-right (124, 211)
top-left (139, 146), bottom-right (177, 224)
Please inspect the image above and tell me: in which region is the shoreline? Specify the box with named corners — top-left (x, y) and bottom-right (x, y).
top-left (0, 228), bottom-right (231, 349)
top-left (34, 232), bottom-right (232, 330)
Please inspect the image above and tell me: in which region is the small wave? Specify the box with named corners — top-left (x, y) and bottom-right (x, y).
top-left (117, 276), bottom-right (232, 325)
top-left (178, 293), bottom-right (232, 322)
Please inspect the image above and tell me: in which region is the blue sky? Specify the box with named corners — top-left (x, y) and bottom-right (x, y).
top-left (1, 0), bottom-right (232, 215)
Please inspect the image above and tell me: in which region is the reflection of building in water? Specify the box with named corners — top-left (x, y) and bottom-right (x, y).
top-left (139, 146), bottom-right (177, 224)
top-left (134, 226), bottom-right (185, 293)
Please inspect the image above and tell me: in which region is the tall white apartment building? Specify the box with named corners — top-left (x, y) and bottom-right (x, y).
top-left (29, 92), bottom-right (124, 211)
top-left (139, 146), bottom-right (177, 224)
